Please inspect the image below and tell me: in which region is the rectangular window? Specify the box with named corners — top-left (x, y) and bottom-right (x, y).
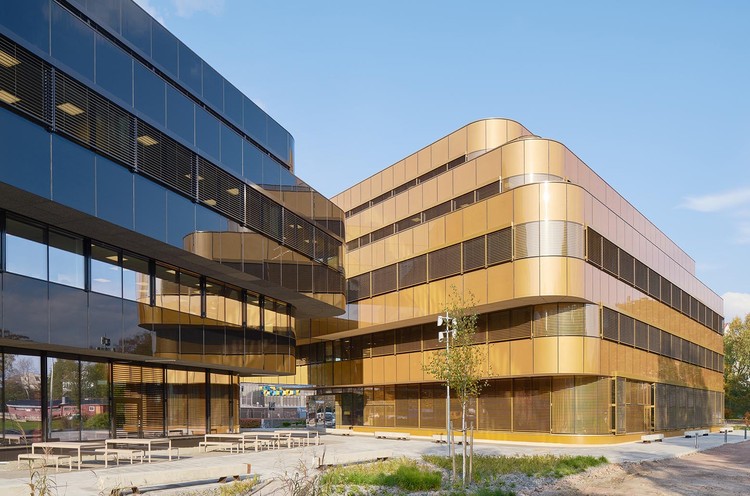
top-left (5, 218), bottom-right (47, 280)
top-left (91, 243), bottom-right (122, 297)
top-left (48, 231), bottom-right (85, 289)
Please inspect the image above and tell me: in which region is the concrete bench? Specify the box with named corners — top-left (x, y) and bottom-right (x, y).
top-left (374, 431), bottom-right (410, 440)
top-left (199, 441), bottom-right (240, 453)
top-left (684, 429), bottom-right (709, 438)
top-left (18, 453), bottom-right (72, 472)
top-left (97, 463), bottom-right (252, 493)
top-left (327, 428), bottom-right (352, 436)
top-left (641, 433), bottom-right (664, 443)
top-left (315, 450), bottom-right (392, 468)
top-left (94, 448), bottom-right (144, 467)
top-left (719, 427), bottom-right (734, 433)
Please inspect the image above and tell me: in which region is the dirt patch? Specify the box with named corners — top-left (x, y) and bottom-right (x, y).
top-left (534, 441), bottom-right (750, 496)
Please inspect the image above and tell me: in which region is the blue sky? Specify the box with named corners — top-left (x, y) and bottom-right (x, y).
top-left (135, 0), bottom-right (750, 320)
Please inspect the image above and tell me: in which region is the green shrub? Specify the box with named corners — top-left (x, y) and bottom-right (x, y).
top-left (83, 413), bottom-right (110, 429)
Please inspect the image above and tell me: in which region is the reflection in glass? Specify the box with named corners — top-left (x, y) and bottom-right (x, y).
top-left (81, 361), bottom-right (110, 440)
top-left (48, 231), bottom-right (85, 289)
top-left (6, 218), bottom-right (47, 281)
top-left (51, 3), bottom-right (94, 80)
top-left (122, 254), bottom-right (150, 302)
top-left (49, 284), bottom-right (88, 348)
top-left (47, 357), bottom-right (80, 440)
top-left (91, 244), bottom-right (122, 297)
top-left (2, 354), bottom-right (42, 444)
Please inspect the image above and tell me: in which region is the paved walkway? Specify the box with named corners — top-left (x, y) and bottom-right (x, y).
top-left (0, 430), bottom-right (747, 495)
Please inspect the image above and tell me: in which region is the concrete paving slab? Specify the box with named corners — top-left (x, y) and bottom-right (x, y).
top-left (0, 431), bottom-right (746, 495)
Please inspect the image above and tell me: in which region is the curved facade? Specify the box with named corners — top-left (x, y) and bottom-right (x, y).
top-left (0, 0), bottom-right (343, 442)
top-left (269, 119), bottom-right (724, 442)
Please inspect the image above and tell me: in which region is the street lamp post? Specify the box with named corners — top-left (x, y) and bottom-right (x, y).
top-left (437, 311), bottom-right (456, 455)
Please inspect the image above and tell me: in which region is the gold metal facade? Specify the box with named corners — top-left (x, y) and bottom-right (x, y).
top-left (253, 119), bottom-right (724, 442)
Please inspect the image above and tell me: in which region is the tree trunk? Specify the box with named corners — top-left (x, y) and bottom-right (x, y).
top-left (469, 421), bottom-right (474, 484)
top-left (462, 401), bottom-right (467, 486)
top-left (450, 420), bottom-right (456, 483)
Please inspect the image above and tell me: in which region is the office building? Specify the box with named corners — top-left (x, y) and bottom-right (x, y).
top-left (279, 119), bottom-right (724, 442)
top-left (0, 0), bottom-right (344, 441)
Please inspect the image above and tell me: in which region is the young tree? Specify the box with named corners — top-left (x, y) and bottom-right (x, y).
top-left (423, 286), bottom-right (487, 485)
top-left (724, 313), bottom-right (750, 417)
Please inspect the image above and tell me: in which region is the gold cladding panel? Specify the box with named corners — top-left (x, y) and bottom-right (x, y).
top-left (384, 292), bottom-right (398, 324)
top-left (371, 356), bottom-right (385, 384)
top-left (583, 337), bottom-right (601, 374)
top-left (567, 258), bottom-right (585, 298)
top-left (370, 202), bottom-right (383, 228)
top-left (514, 258), bottom-right (540, 299)
top-left (445, 211), bottom-right (463, 245)
top-left (463, 202), bottom-right (487, 238)
top-left (398, 230), bottom-right (414, 260)
top-left (467, 120), bottom-right (487, 154)
top-left (412, 284), bottom-right (429, 317)
top-left (507, 121), bottom-right (527, 141)
top-left (362, 357), bottom-right (372, 385)
top-left (566, 185), bottom-right (585, 225)
top-left (539, 257), bottom-right (567, 296)
top-left (371, 294), bottom-right (385, 326)
top-left (486, 193), bottom-right (513, 231)
top-left (540, 182), bottom-right (568, 221)
top-left (393, 160), bottom-right (405, 185)
top-left (486, 119), bottom-right (509, 149)
top-left (501, 140), bottom-right (525, 177)
top-left (350, 184), bottom-right (361, 209)
top-left (533, 336), bottom-right (558, 374)
top-left (431, 136), bottom-right (449, 167)
top-left (398, 286), bottom-right (415, 321)
top-left (395, 192), bottom-right (409, 218)
top-left (417, 146), bottom-right (432, 175)
top-left (559, 336), bottom-right (584, 373)
top-left (463, 269), bottom-right (487, 306)
top-left (487, 263), bottom-right (513, 304)
top-left (549, 141), bottom-right (565, 178)
top-left (409, 352), bottom-right (424, 381)
top-left (428, 217), bottom-right (446, 249)
top-left (383, 355), bottom-right (397, 383)
top-left (488, 341), bottom-right (510, 376)
top-left (384, 235), bottom-right (398, 265)
top-left (371, 241), bottom-right (385, 269)
top-left (413, 223), bottom-right (429, 255)
top-left (405, 154), bottom-right (418, 181)
top-left (408, 186), bottom-right (423, 215)
top-left (513, 184), bottom-right (541, 224)
top-left (360, 178), bottom-right (371, 205)
top-left (382, 167), bottom-right (394, 191)
top-left (524, 139), bottom-right (549, 174)
top-left (452, 161), bottom-right (476, 196)
top-left (510, 339), bottom-right (533, 375)
top-left (437, 171), bottom-right (453, 201)
top-left (396, 354), bottom-right (410, 381)
top-left (429, 279), bottom-right (447, 315)
top-left (422, 350), bottom-right (439, 381)
top-left (382, 197), bottom-right (396, 225)
top-left (476, 150), bottom-right (500, 185)
top-left (448, 127), bottom-right (467, 159)
top-left (370, 173), bottom-right (382, 198)
top-left (422, 177), bottom-right (438, 209)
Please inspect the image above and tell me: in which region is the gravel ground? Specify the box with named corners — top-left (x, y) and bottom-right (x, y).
top-left (531, 440), bottom-right (750, 496)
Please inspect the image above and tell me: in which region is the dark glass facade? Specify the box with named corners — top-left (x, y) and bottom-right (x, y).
top-left (0, 0), bottom-right (344, 441)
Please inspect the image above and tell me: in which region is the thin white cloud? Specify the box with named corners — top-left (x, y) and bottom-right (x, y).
top-left (722, 292), bottom-right (750, 321)
top-left (173, 0), bottom-right (225, 17)
top-left (681, 187), bottom-right (750, 213)
top-left (133, 0), bottom-right (166, 25)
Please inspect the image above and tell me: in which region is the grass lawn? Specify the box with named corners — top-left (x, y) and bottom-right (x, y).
top-left (317, 454), bottom-right (607, 495)
top-left (423, 453), bottom-right (608, 480)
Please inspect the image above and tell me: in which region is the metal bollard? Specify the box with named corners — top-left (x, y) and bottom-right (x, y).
top-left (694, 434), bottom-right (698, 449)
top-left (725, 429), bottom-right (728, 443)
